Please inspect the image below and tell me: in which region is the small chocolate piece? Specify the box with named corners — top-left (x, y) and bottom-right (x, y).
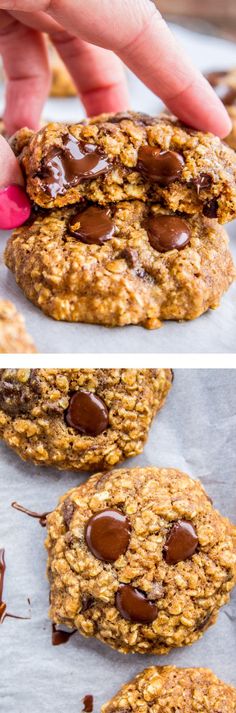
top-left (85, 509), bottom-right (131, 562)
top-left (69, 206), bottom-right (114, 245)
top-left (147, 215), bottom-right (190, 253)
top-left (203, 197), bottom-right (218, 218)
top-left (163, 520), bottom-right (198, 565)
top-left (118, 248), bottom-right (138, 268)
top-left (11, 501), bottom-right (50, 527)
top-left (137, 146), bottom-right (184, 184)
top-left (65, 390), bottom-right (109, 436)
top-left (41, 134), bottom-right (110, 198)
top-left (193, 173), bottom-right (213, 195)
top-left (52, 623), bottom-right (76, 646)
top-left (82, 695), bottom-right (94, 713)
top-left (116, 584), bottom-right (157, 624)
top-left (62, 498), bottom-right (75, 528)
top-left (80, 595), bottom-right (95, 613)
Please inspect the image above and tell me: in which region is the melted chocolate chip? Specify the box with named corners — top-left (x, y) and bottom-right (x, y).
top-left (193, 173), bottom-right (213, 195)
top-left (62, 499), bottom-right (75, 528)
top-left (69, 206), bottom-right (114, 245)
top-left (11, 501), bottom-right (50, 527)
top-left (116, 585), bottom-right (157, 624)
top-left (147, 215), bottom-right (190, 253)
top-left (52, 624), bottom-right (76, 646)
top-left (65, 390), bottom-right (109, 436)
top-left (85, 509), bottom-right (131, 562)
top-left (203, 197), bottom-right (218, 218)
top-left (138, 146), bottom-right (184, 184)
top-left (41, 134), bottom-right (110, 198)
top-left (82, 695), bottom-right (94, 713)
top-left (163, 521), bottom-right (198, 565)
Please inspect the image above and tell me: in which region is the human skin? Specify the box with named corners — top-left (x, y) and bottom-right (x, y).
top-left (0, 0), bottom-right (231, 217)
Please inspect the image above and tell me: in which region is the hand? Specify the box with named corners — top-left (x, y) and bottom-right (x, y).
top-left (0, 0), bottom-right (231, 229)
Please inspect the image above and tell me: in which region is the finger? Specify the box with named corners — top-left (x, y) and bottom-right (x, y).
top-left (10, 12), bottom-right (130, 114)
top-left (0, 134), bottom-right (24, 187)
top-left (0, 0), bottom-right (231, 136)
top-left (51, 33), bottom-right (129, 114)
top-left (0, 13), bottom-right (50, 133)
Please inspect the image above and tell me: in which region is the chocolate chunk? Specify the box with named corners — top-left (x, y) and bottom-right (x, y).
top-left (203, 197), bottom-right (218, 218)
top-left (195, 610), bottom-right (213, 631)
top-left (116, 584), bottom-right (157, 624)
top-left (69, 206), bottom-right (114, 245)
top-left (41, 134), bottom-right (110, 198)
top-left (193, 173), bottom-right (212, 195)
top-left (137, 146), bottom-right (184, 184)
top-left (62, 498), bottom-right (74, 528)
top-left (65, 390), bottom-right (109, 436)
top-left (85, 509), bottom-right (131, 562)
top-left (163, 521), bottom-right (198, 565)
top-left (52, 624), bottom-right (76, 646)
top-left (118, 248), bottom-right (138, 267)
top-left (80, 594), bottom-right (95, 613)
top-left (82, 695), bottom-right (94, 713)
top-left (147, 215), bottom-right (190, 253)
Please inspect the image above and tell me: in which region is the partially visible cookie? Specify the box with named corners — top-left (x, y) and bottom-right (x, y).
top-left (0, 301), bottom-right (36, 353)
top-left (206, 69), bottom-right (236, 150)
top-left (12, 113), bottom-right (236, 223)
top-left (0, 369), bottom-right (172, 470)
top-left (5, 201), bottom-right (235, 329)
top-left (45, 466), bottom-right (236, 654)
top-left (48, 42), bottom-right (77, 97)
top-left (102, 666), bottom-right (236, 713)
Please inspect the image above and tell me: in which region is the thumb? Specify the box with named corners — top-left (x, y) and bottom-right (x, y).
top-left (0, 135), bottom-right (31, 229)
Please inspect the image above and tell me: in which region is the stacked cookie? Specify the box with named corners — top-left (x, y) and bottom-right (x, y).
top-left (206, 68), bottom-right (236, 151)
top-left (5, 112), bottom-right (236, 328)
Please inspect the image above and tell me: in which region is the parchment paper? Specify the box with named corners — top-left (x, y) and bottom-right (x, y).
top-left (0, 369), bottom-right (235, 713)
top-left (0, 25), bottom-right (236, 353)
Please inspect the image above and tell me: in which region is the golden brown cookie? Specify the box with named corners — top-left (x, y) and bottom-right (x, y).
top-left (0, 301), bottom-right (36, 353)
top-left (0, 369), bottom-right (172, 470)
top-left (102, 666), bottom-right (236, 713)
top-left (206, 69), bottom-right (236, 150)
top-left (4, 201), bottom-right (235, 329)
top-left (48, 42), bottom-right (77, 98)
top-left (12, 112), bottom-right (236, 223)
top-left (45, 466), bottom-right (236, 654)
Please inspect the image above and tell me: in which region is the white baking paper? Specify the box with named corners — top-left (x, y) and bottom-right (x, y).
top-left (0, 369), bottom-right (236, 713)
top-left (0, 25), bottom-right (236, 353)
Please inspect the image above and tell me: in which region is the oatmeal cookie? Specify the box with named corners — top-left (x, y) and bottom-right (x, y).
top-left (102, 666), bottom-right (236, 713)
top-left (206, 69), bottom-right (236, 150)
top-left (12, 112), bottom-right (236, 223)
top-left (0, 369), bottom-right (172, 470)
top-left (45, 466), bottom-right (236, 654)
top-left (4, 201), bottom-right (235, 329)
top-left (0, 301), bottom-right (36, 353)
top-left (48, 42), bottom-right (77, 97)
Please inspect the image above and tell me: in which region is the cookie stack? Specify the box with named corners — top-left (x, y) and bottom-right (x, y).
top-left (206, 68), bottom-right (236, 151)
top-left (5, 112), bottom-right (236, 328)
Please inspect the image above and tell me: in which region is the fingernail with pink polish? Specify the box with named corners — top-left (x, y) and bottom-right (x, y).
top-left (0, 184), bottom-right (31, 230)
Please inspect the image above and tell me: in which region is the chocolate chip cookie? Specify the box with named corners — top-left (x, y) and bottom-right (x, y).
top-left (206, 69), bottom-right (236, 150)
top-left (5, 201), bottom-right (235, 329)
top-left (12, 112), bottom-right (236, 223)
top-left (0, 369), bottom-right (172, 470)
top-left (102, 666), bottom-right (236, 713)
top-left (45, 466), bottom-right (236, 654)
top-left (0, 301), bottom-right (36, 353)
